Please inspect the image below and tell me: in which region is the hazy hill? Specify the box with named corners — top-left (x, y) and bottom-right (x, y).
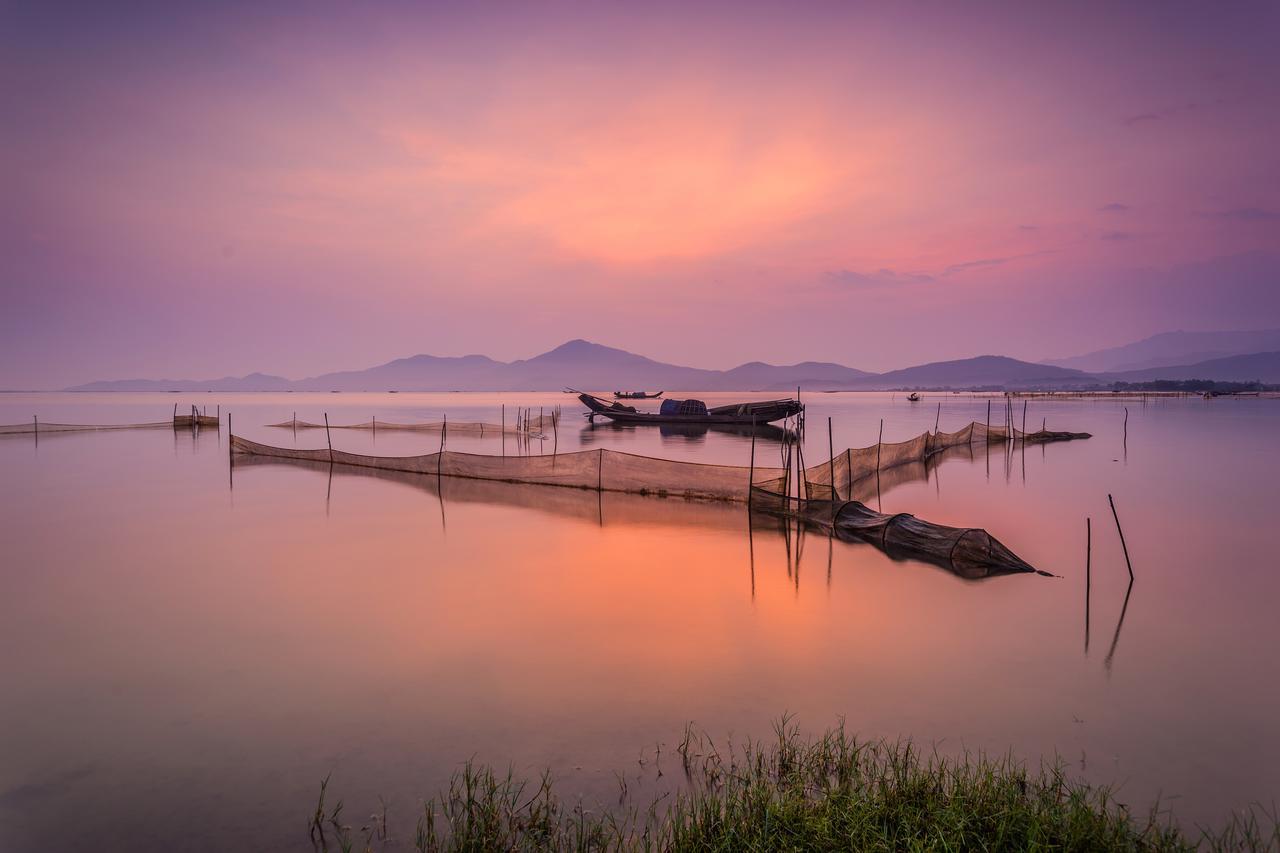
top-left (70, 372), bottom-right (293, 392)
top-left (853, 356), bottom-right (1092, 390)
top-left (1102, 351), bottom-right (1280, 384)
top-left (1045, 329), bottom-right (1280, 373)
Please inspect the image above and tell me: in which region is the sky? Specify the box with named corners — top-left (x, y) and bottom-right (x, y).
top-left (3, 0), bottom-right (1279, 388)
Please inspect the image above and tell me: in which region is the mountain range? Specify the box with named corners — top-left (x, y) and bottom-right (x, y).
top-left (1042, 328), bottom-right (1280, 373)
top-left (65, 334), bottom-right (1280, 392)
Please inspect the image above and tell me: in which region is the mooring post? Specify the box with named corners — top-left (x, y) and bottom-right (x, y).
top-left (438, 414), bottom-right (446, 479)
top-left (1108, 493), bottom-right (1134, 582)
top-left (828, 416), bottom-right (836, 509)
top-left (324, 413), bottom-right (333, 464)
top-left (747, 415), bottom-right (757, 508)
top-left (33, 415), bottom-right (38, 437)
top-left (935, 402), bottom-right (941, 433)
top-left (501, 404), bottom-right (505, 457)
top-left (1085, 516), bottom-right (1092, 653)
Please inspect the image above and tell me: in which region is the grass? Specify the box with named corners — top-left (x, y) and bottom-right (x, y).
top-left (308, 718), bottom-right (1278, 852)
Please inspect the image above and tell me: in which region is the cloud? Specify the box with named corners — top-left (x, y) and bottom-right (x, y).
top-left (1099, 203), bottom-right (1130, 212)
top-left (1100, 231), bottom-right (1132, 241)
top-left (1123, 102), bottom-right (1198, 126)
top-left (826, 268), bottom-right (934, 287)
top-left (1204, 207), bottom-right (1280, 222)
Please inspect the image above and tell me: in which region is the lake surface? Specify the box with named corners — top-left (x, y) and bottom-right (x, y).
top-left (2, 391), bottom-right (1277, 851)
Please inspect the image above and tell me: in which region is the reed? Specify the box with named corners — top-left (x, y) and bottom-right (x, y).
top-left (308, 720), bottom-right (1276, 852)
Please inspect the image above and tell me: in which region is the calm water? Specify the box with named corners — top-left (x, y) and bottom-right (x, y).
top-left (2, 392), bottom-right (1277, 851)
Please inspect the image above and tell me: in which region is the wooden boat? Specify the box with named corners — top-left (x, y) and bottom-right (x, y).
top-left (578, 392), bottom-right (801, 425)
top-left (907, 392), bottom-right (921, 402)
top-left (614, 390), bottom-right (664, 399)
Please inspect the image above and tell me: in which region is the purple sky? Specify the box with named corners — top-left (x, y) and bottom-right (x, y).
top-left (3, 0), bottom-right (1279, 387)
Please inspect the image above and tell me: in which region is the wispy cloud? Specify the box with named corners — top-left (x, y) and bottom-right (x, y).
top-left (1202, 207), bottom-right (1280, 222)
top-left (1123, 102), bottom-right (1198, 126)
top-left (1099, 203), bottom-right (1130, 213)
top-left (826, 268), bottom-right (934, 287)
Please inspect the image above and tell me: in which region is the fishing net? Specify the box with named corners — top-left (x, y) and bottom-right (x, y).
top-left (230, 417), bottom-right (1089, 577)
top-left (0, 420), bottom-right (175, 435)
top-left (231, 435), bottom-right (785, 501)
top-left (1, 407), bottom-right (221, 434)
top-left (267, 411), bottom-right (558, 438)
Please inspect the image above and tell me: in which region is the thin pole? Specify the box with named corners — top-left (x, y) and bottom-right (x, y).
top-left (33, 415), bottom-right (38, 437)
top-left (1085, 516), bottom-right (1092, 654)
top-left (1108, 494), bottom-right (1134, 582)
top-left (827, 416), bottom-right (836, 507)
top-left (875, 418), bottom-right (884, 511)
top-left (501, 404), bottom-right (505, 457)
top-left (324, 413), bottom-right (333, 464)
top-left (985, 399), bottom-right (991, 442)
top-left (748, 415), bottom-right (757, 507)
top-left (438, 415), bottom-right (446, 479)
top-left (1022, 400), bottom-right (1027, 440)
top-left (1123, 407), bottom-right (1129, 454)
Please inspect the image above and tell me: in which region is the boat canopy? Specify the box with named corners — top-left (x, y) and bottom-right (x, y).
top-left (660, 398), bottom-right (709, 416)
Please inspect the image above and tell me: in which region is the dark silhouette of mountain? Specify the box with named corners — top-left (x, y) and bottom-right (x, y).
top-left (1044, 329), bottom-right (1280, 373)
top-left (1102, 351), bottom-right (1280, 384)
top-left (65, 342), bottom-right (1097, 392)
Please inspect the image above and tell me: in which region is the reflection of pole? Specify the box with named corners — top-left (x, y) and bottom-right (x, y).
top-left (748, 518), bottom-right (756, 601)
top-left (1105, 579), bottom-right (1134, 674)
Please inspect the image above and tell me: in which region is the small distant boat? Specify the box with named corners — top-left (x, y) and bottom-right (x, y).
top-left (577, 392), bottom-right (800, 425)
top-left (907, 392), bottom-right (921, 402)
top-left (614, 390), bottom-right (664, 399)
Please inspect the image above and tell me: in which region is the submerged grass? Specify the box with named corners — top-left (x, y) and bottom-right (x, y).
top-left (310, 718), bottom-right (1278, 852)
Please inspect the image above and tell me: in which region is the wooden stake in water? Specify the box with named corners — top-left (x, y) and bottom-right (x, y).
top-left (828, 416), bottom-right (836, 508)
top-left (747, 416), bottom-right (757, 508)
top-left (324, 413), bottom-right (333, 464)
top-left (501, 404), bottom-right (505, 457)
top-left (1085, 516), bottom-right (1092, 653)
top-left (1108, 493), bottom-right (1134, 582)
top-left (935, 402), bottom-right (941, 433)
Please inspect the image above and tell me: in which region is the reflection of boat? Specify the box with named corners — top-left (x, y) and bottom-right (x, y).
top-left (578, 392), bottom-right (801, 425)
top-left (907, 392), bottom-right (921, 402)
top-left (614, 390), bottom-right (664, 399)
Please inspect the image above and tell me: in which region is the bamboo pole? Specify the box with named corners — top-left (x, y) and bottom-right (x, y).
top-left (1085, 516), bottom-right (1092, 653)
top-left (1108, 494), bottom-right (1134, 581)
top-left (934, 402), bottom-right (941, 433)
top-left (324, 413), bottom-right (333, 464)
top-left (747, 416), bottom-right (757, 508)
top-left (438, 414), bottom-right (446, 479)
top-left (828, 416), bottom-right (836, 508)
top-left (501, 404), bottom-right (505, 457)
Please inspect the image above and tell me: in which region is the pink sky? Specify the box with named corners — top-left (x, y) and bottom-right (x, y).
top-left (3, 1), bottom-right (1279, 387)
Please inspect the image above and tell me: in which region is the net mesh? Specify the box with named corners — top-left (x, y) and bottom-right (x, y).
top-left (230, 418), bottom-right (1089, 576)
top-left (266, 416), bottom-right (552, 437)
top-left (2, 407), bottom-right (221, 434)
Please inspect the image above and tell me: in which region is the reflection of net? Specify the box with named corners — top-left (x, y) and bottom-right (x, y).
top-left (266, 417), bottom-right (553, 438)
